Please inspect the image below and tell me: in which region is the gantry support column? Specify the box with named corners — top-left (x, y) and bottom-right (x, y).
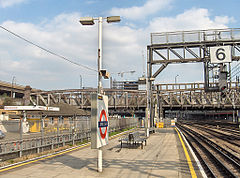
top-left (147, 46), bottom-right (153, 128)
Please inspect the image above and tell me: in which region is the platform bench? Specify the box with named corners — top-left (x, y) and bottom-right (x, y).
top-left (119, 131), bottom-right (147, 149)
top-left (149, 128), bottom-right (155, 134)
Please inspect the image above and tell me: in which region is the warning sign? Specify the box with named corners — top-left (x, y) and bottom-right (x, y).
top-left (91, 94), bottom-right (109, 149)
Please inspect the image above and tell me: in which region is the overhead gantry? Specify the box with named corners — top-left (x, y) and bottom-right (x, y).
top-left (147, 28), bottom-right (240, 127)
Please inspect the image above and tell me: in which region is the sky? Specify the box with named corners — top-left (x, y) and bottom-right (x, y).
top-left (0, 0), bottom-right (239, 90)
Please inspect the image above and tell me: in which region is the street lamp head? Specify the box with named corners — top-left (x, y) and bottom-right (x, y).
top-left (79, 16), bottom-right (120, 25)
top-left (107, 16), bottom-right (121, 23)
top-left (79, 17), bottom-right (95, 25)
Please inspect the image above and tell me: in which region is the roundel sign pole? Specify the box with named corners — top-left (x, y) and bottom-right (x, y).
top-left (91, 93), bottom-right (108, 172)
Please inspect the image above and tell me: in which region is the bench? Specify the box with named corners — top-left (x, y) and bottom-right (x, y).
top-left (119, 131), bottom-right (147, 149)
top-left (149, 127), bottom-right (155, 134)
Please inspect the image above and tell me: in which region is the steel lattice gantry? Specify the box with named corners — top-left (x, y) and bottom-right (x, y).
top-left (147, 28), bottom-right (240, 127)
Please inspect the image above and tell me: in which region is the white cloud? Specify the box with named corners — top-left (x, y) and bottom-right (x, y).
top-left (214, 16), bottom-right (236, 25)
top-left (0, 8), bottom-right (234, 90)
top-left (148, 8), bottom-right (230, 32)
top-left (0, 13), bottom-right (99, 89)
top-left (0, 0), bottom-right (27, 8)
top-left (109, 0), bottom-right (172, 20)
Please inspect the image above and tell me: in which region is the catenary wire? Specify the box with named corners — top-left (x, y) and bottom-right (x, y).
top-left (0, 25), bottom-right (97, 72)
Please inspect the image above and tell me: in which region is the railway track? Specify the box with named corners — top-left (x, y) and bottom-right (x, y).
top-left (218, 127), bottom-right (240, 136)
top-left (177, 123), bottom-right (240, 178)
top-left (183, 123), bottom-right (240, 148)
top-left (189, 121), bottom-right (240, 137)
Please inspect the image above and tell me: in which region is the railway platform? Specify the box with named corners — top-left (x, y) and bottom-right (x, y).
top-left (0, 128), bottom-right (203, 178)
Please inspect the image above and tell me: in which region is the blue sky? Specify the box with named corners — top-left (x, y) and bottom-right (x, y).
top-left (1, 0), bottom-right (238, 26)
top-left (0, 0), bottom-right (239, 90)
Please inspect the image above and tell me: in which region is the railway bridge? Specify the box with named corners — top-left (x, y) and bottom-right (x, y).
top-left (28, 82), bottom-right (240, 115)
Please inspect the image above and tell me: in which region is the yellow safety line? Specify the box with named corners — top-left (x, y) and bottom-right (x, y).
top-left (0, 128), bottom-right (136, 173)
top-left (175, 128), bottom-right (197, 178)
top-left (0, 143), bottom-right (91, 173)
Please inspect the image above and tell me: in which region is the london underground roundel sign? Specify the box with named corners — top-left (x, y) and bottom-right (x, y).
top-left (99, 109), bottom-right (108, 139)
top-left (91, 93), bottom-right (109, 149)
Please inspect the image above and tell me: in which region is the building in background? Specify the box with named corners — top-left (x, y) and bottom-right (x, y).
top-left (112, 80), bottom-right (139, 90)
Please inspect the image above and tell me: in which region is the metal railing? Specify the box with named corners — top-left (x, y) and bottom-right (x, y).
top-left (155, 82), bottom-right (240, 93)
top-left (151, 28), bottom-right (240, 44)
top-left (0, 117), bottom-right (139, 161)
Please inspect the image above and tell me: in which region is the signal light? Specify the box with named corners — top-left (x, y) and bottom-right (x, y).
top-left (221, 86), bottom-right (226, 91)
top-left (220, 85), bottom-right (227, 98)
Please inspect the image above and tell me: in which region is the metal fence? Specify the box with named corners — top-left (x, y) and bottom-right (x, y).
top-left (0, 116), bottom-right (139, 161)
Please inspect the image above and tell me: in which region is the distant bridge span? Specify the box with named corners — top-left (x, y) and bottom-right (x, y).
top-left (1, 79), bottom-right (239, 113)
top-left (30, 88), bottom-right (147, 110)
top-left (0, 80), bottom-right (40, 98)
top-left (29, 82), bottom-right (240, 114)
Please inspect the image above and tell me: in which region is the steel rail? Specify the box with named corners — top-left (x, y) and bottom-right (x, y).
top-left (176, 126), bottom-right (216, 178)
top-left (184, 123), bottom-right (240, 167)
top-left (180, 121), bottom-right (240, 136)
top-left (177, 123), bottom-right (239, 177)
top-left (193, 124), bottom-right (240, 137)
top-left (183, 123), bottom-right (240, 148)
top-left (188, 125), bottom-right (240, 166)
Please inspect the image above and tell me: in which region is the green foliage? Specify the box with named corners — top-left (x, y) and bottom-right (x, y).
top-left (0, 93), bottom-right (8, 98)
top-left (8, 159), bottom-right (14, 164)
top-left (109, 127), bottom-right (136, 137)
top-left (75, 139), bottom-right (88, 146)
top-left (109, 131), bottom-right (120, 137)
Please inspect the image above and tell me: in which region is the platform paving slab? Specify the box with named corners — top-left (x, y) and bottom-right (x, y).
top-left (0, 128), bottom-right (199, 178)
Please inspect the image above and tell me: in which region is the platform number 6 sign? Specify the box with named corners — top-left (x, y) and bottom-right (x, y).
top-left (210, 46), bottom-right (232, 64)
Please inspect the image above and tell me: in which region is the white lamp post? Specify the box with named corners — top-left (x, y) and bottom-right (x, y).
top-left (79, 16), bottom-right (120, 94)
top-left (79, 16), bottom-right (120, 173)
top-left (11, 76), bottom-right (16, 98)
top-left (79, 74), bottom-right (82, 89)
top-left (175, 74), bottom-right (179, 84)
